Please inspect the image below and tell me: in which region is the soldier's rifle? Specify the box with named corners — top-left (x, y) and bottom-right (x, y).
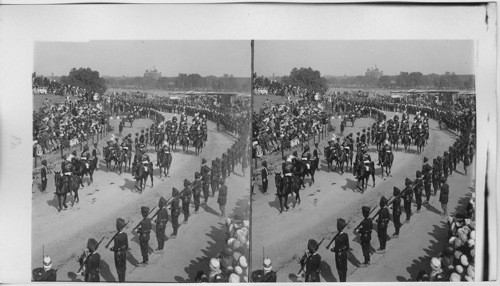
top-left (132, 205), bottom-right (157, 231)
top-left (105, 220), bottom-right (131, 249)
top-left (371, 181), bottom-right (416, 221)
top-left (325, 220), bottom-right (351, 250)
top-left (297, 237), bottom-right (325, 275)
top-left (137, 189), bottom-right (187, 229)
top-left (76, 236), bottom-right (105, 274)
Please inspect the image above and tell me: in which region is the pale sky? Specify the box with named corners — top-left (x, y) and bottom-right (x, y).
top-left (34, 40), bottom-right (251, 77)
top-left (255, 40), bottom-right (475, 77)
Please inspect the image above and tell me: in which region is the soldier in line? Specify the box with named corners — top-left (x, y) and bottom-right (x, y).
top-left (392, 187), bottom-right (402, 237)
top-left (182, 179), bottom-right (192, 223)
top-left (357, 206), bottom-right (373, 266)
top-left (422, 159), bottom-right (433, 204)
top-left (211, 159), bottom-right (220, 197)
top-left (170, 187), bottom-right (181, 238)
top-left (439, 176), bottom-right (449, 216)
top-left (221, 153), bottom-right (227, 182)
top-left (414, 171), bottom-right (424, 213)
top-left (110, 218), bottom-right (128, 282)
top-left (299, 239), bottom-right (321, 282)
top-left (332, 218), bottom-right (349, 282)
top-left (218, 178), bottom-right (228, 218)
top-left (193, 172), bottom-right (202, 213)
top-left (155, 197), bottom-right (168, 252)
top-left (137, 206), bottom-right (152, 266)
top-left (83, 238), bottom-right (101, 282)
top-left (261, 161), bottom-right (269, 194)
top-left (432, 158), bottom-right (441, 195)
top-left (402, 178), bottom-right (413, 222)
top-left (376, 197), bottom-right (390, 253)
top-left (201, 158), bottom-right (211, 204)
top-left (442, 151), bottom-right (449, 179)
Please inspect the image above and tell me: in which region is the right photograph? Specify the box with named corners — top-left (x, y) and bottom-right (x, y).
top-left (250, 40), bottom-right (477, 282)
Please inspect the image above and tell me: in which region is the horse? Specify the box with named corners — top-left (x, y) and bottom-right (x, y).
top-left (378, 150), bottom-right (394, 177)
top-left (353, 161), bottom-right (375, 193)
top-left (72, 157), bottom-right (95, 186)
top-left (376, 131), bottom-right (386, 151)
top-left (55, 172), bottom-right (81, 211)
top-left (402, 131), bottom-right (412, 151)
top-left (133, 161), bottom-right (154, 193)
top-left (323, 146), bottom-right (336, 171)
top-left (336, 147), bottom-right (348, 174)
top-left (103, 146), bottom-right (120, 172)
top-left (54, 172), bottom-right (70, 212)
top-left (154, 132), bottom-right (165, 152)
top-left (415, 134), bottom-right (425, 154)
top-left (167, 131), bottom-right (177, 151)
top-left (280, 173), bottom-right (302, 208)
top-left (390, 130), bottom-right (399, 151)
top-left (193, 135), bottom-right (203, 155)
top-left (119, 147), bottom-right (131, 172)
top-left (293, 158), bottom-right (308, 188)
top-left (274, 173), bottom-right (290, 213)
top-left (179, 132), bottom-right (190, 152)
top-left (156, 150), bottom-right (172, 178)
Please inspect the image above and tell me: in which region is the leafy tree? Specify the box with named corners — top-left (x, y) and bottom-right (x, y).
top-left (283, 67), bottom-right (328, 94)
top-left (60, 67), bottom-right (107, 95)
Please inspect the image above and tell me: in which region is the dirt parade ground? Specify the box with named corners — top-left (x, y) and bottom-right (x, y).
top-left (32, 110), bottom-right (250, 282)
top-left (250, 104), bottom-right (475, 282)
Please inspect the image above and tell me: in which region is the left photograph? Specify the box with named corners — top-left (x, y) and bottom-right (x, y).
top-left (31, 40), bottom-right (251, 282)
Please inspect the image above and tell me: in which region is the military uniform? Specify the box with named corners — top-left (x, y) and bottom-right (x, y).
top-left (333, 218), bottom-right (349, 282)
top-left (312, 144), bottom-right (320, 171)
top-left (402, 178), bottom-right (413, 222)
top-left (218, 179), bottom-right (228, 218)
top-left (392, 187), bottom-right (402, 237)
top-left (111, 218), bottom-right (128, 282)
top-left (414, 171), bottom-right (424, 212)
top-left (377, 197), bottom-right (390, 252)
top-left (170, 188), bottom-right (181, 237)
top-left (211, 159), bottom-right (220, 196)
top-left (432, 158), bottom-right (441, 195)
top-left (261, 161), bottom-right (269, 194)
top-left (439, 178), bottom-right (449, 216)
top-left (41, 160), bottom-right (48, 193)
top-left (193, 173), bottom-right (202, 212)
top-left (200, 159), bottom-right (211, 203)
top-left (137, 206), bottom-right (152, 265)
top-left (84, 238), bottom-right (101, 282)
top-left (182, 179), bottom-right (192, 222)
top-left (358, 207), bottom-right (373, 266)
top-left (155, 197), bottom-right (169, 251)
top-left (300, 239), bottom-right (321, 282)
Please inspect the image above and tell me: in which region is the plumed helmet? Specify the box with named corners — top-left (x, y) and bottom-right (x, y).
top-left (307, 239), bottom-right (319, 254)
top-left (362, 206), bottom-right (370, 218)
top-left (202, 158), bottom-right (207, 164)
top-left (159, 197), bottom-right (167, 208)
top-left (172, 187), bottom-right (180, 197)
top-left (263, 258), bottom-right (272, 271)
top-left (184, 179), bottom-right (191, 187)
top-left (116, 218), bottom-right (126, 230)
top-left (405, 178), bottom-right (412, 186)
top-left (141, 206), bottom-right (149, 217)
top-left (87, 237), bottom-right (98, 252)
top-left (380, 196), bottom-right (388, 208)
top-left (43, 255), bottom-right (52, 270)
top-left (337, 218), bottom-right (347, 232)
top-left (393, 186), bottom-right (401, 196)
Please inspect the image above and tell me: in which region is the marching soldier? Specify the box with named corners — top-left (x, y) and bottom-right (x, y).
top-left (155, 197), bottom-right (168, 252)
top-left (402, 178), bottom-right (413, 222)
top-left (332, 218), bottom-right (349, 282)
top-left (170, 187), bottom-right (181, 238)
top-left (414, 171), bottom-right (424, 212)
top-left (182, 179), bottom-right (192, 223)
top-left (376, 197), bottom-right (390, 253)
top-left (200, 158), bottom-right (211, 203)
top-left (218, 178), bottom-right (228, 218)
top-left (261, 161), bottom-right (269, 194)
top-left (422, 160), bottom-right (433, 204)
top-left (221, 153), bottom-right (227, 182)
top-left (366, 127), bottom-right (371, 145)
top-left (442, 151), bottom-right (449, 179)
top-left (432, 158), bottom-right (441, 195)
top-left (111, 218), bottom-right (128, 282)
top-left (299, 239), bottom-right (321, 282)
top-left (358, 206), bottom-right (373, 266)
top-left (137, 206), bottom-right (152, 266)
top-left (193, 173), bottom-right (202, 213)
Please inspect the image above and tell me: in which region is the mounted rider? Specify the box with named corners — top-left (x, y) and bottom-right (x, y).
top-left (301, 145), bottom-right (312, 171)
top-left (80, 145), bottom-right (91, 169)
top-left (133, 143), bottom-right (150, 179)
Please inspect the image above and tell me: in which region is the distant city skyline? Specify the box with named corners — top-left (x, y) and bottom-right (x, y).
top-left (34, 40), bottom-right (251, 78)
top-left (255, 40), bottom-right (474, 77)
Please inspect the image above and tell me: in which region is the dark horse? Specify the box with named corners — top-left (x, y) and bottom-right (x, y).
top-left (324, 146), bottom-right (337, 171)
top-left (277, 172), bottom-right (302, 209)
top-left (390, 130), bottom-right (399, 151)
top-left (154, 132), bottom-right (165, 152)
top-left (168, 131), bottom-right (177, 151)
top-left (179, 132), bottom-right (190, 152)
top-left (119, 147), bottom-right (132, 173)
top-left (156, 150), bottom-right (172, 178)
top-left (72, 157), bottom-right (94, 186)
top-left (378, 150), bottom-right (394, 177)
top-left (402, 131), bottom-right (412, 151)
top-left (54, 172), bottom-right (81, 211)
top-left (274, 173), bottom-right (290, 213)
top-left (376, 131), bottom-right (386, 151)
top-left (193, 135), bottom-right (203, 155)
top-left (103, 146), bottom-right (120, 172)
top-left (133, 159), bottom-right (154, 193)
top-left (353, 161), bottom-right (375, 193)
top-left (415, 134), bottom-right (426, 154)
top-left (336, 147), bottom-right (348, 174)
